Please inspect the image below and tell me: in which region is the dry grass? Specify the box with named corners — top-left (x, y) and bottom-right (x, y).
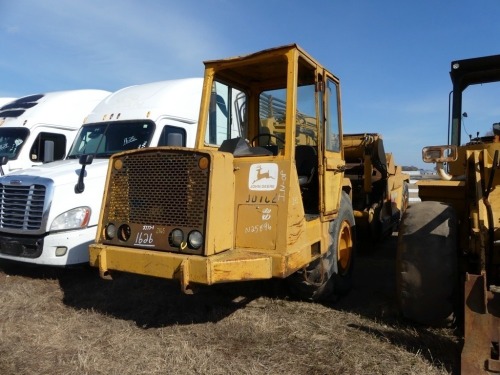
top-left (0, 234), bottom-right (460, 375)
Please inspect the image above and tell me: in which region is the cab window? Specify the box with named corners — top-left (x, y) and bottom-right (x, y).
top-left (30, 132), bottom-right (66, 162)
top-left (67, 121), bottom-right (154, 158)
top-left (205, 81), bottom-right (244, 146)
top-left (257, 88), bottom-right (286, 150)
top-left (296, 84), bottom-right (318, 146)
top-left (0, 128), bottom-right (30, 160)
top-left (325, 79), bottom-right (340, 152)
top-left (158, 125), bottom-right (187, 147)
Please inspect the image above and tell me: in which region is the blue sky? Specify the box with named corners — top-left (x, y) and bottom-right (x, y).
top-left (1, 0), bottom-right (500, 168)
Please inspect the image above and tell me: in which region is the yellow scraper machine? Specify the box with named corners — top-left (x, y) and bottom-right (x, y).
top-left (89, 44), bottom-right (409, 303)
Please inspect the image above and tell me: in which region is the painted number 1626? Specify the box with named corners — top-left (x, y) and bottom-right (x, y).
top-left (135, 232), bottom-right (154, 245)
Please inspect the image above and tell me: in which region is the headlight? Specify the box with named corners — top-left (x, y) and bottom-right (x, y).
top-left (188, 230), bottom-right (203, 249)
top-left (104, 223), bottom-right (116, 240)
top-left (117, 224), bottom-right (131, 241)
top-left (169, 229), bottom-right (184, 247)
top-left (50, 207), bottom-right (91, 231)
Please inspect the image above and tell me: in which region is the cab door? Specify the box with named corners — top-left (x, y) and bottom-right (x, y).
top-left (321, 77), bottom-right (344, 217)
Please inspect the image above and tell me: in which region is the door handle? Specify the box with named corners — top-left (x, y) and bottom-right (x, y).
top-left (334, 165), bottom-right (346, 173)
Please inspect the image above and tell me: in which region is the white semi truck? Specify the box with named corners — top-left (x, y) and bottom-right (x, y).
top-left (0, 98), bottom-right (16, 107)
top-left (0, 90), bottom-right (111, 174)
top-left (0, 78), bottom-right (202, 266)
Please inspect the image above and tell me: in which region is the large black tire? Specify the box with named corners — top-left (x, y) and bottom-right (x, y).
top-left (288, 191), bottom-right (356, 301)
top-left (396, 201), bottom-right (458, 326)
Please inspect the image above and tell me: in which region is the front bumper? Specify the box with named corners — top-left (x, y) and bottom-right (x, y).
top-left (89, 244), bottom-right (280, 293)
top-left (0, 226), bottom-right (97, 266)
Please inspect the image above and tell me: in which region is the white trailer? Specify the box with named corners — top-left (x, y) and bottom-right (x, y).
top-left (0, 90), bottom-right (111, 174)
top-left (0, 78), bottom-right (202, 265)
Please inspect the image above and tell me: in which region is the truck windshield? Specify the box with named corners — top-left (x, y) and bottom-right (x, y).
top-left (67, 120), bottom-right (155, 159)
top-left (0, 128), bottom-right (30, 160)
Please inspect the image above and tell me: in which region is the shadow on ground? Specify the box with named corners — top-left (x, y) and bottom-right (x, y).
top-left (334, 233), bottom-right (461, 374)
top-left (0, 259), bottom-right (279, 326)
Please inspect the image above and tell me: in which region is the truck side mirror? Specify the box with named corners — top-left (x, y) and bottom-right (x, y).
top-left (422, 145), bottom-right (458, 163)
top-left (75, 154), bottom-right (94, 194)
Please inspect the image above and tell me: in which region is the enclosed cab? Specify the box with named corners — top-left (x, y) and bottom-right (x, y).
top-left (0, 78), bottom-right (202, 266)
top-left (396, 55), bottom-right (500, 374)
top-left (89, 44), bottom-right (359, 301)
top-left (0, 90), bottom-right (110, 174)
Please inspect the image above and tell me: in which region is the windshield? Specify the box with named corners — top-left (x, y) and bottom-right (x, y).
top-left (458, 83), bottom-right (500, 144)
top-left (0, 128), bottom-right (30, 159)
top-left (205, 81), bottom-right (244, 146)
top-left (257, 85), bottom-right (318, 149)
top-left (67, 120), bottom-right (154, 159)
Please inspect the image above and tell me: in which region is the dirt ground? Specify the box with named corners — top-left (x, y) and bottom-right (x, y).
top-left (0, 233), bottom-right (460, 375)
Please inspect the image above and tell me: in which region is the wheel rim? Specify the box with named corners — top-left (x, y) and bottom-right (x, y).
top-left (337, 220), bottom-right (353, 274)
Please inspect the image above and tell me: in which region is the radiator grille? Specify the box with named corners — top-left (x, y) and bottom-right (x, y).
top-left (0, 183), bottom-right (46, 230)
top-left (107, 150), bottom-right (209, 229)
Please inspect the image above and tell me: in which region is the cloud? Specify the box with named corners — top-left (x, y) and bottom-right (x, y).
top-left (4, 25), bottom-right (20, 34)
top-left (2, 1), bottom-right (224, 93)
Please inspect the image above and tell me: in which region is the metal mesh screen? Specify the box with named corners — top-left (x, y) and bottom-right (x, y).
top-left (106, 150), bottom-right (209, 230)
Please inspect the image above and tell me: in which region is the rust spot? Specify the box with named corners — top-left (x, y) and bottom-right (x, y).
top-left (288, 217), bottom-right (305, 245)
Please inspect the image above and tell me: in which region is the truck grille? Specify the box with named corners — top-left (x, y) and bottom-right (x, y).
top-left (0, 183), bottom-right (46, 230)
top-left (107, 149), bottom-right (209, 229)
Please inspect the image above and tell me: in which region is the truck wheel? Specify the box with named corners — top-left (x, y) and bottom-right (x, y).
top-left (396, 201), bottom-right (457, 326)
top-left (288, 191), bottom-right (355, 301)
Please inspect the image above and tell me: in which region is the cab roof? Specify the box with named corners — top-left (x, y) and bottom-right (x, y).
top-left (203, 44), bottom-right (338, 89)
top-left (450, 54), bottom-right (500, 91)
top-left (85, 78), bottom-right (203, 124)
top-left (0, 90), bottom-right (110, 128)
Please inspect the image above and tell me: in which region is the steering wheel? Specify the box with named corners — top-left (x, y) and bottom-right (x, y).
top-left (251, 133), bottom-right (285, 147)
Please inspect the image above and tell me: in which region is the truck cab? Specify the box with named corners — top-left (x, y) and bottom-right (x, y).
top-left (0, 90), bottom-right (111, 174)
top-left (0, 79), bottom-right (202, 266)
top-left (90, 44), bottom-right (357, 300)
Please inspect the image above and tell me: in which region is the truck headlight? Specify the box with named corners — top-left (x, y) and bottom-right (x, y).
top-left (50, 207), bottom-right (91, 231)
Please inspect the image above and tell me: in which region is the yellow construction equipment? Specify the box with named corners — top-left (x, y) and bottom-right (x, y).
top-left (90, 44), bottom-right (408, 302)
top-left (396, 54), bottom-right (500, 374)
